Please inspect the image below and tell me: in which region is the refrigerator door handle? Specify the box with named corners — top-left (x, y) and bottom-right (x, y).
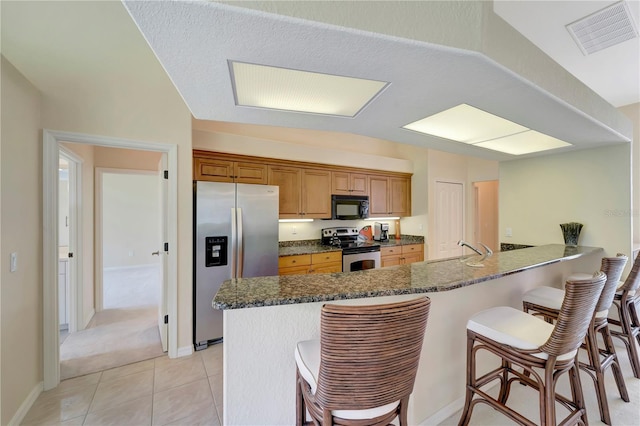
top-left (237, 207), bottom-right (244, 278)
top-left (230, 207), bottom-right (237, 278)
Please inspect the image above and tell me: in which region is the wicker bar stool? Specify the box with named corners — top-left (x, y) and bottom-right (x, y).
top-left (521, 255), bottom-right (629, 425)
top-left (295, 296), bottom-right (431, 426)
top-left (458, 272), bottom-right (606, 426)
top-left (608, 251), bottom-right (640, 379)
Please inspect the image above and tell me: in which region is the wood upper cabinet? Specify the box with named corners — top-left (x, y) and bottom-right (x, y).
top-left (302, 169), bottom-right (332, 218)
top-left (268, 166), bottom-right (301, 219)
top-left (268, 166), bottom-right (332, 219)
top-left (331, 172), bottom-right (368, 196)
top-left (368, 175), bottom-right (411, 217)
top-left (194, 157), bottom-right (267, 184)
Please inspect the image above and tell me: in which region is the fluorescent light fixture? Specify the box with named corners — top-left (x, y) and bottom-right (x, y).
top-left (230, 61), bottom-right (389, 117)
top-left (475, 130), bottom-right (571, 156)
top-left (364, 217), bottom-right (400, 221)
top-left (403, 104), bottom-right (528, 144)
top-left (403, 103), bottom-right (572, 155)
top-left (278, 219), bottom-right (314, 223)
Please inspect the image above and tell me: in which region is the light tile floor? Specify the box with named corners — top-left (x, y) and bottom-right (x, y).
top-left (21, 344), bottom-right (223, 426)
top-left (21, 338), bottom-right (640, 425)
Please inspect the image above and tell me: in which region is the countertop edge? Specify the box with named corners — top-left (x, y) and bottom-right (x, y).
top-left (213, 245), bottom-right (602, 310)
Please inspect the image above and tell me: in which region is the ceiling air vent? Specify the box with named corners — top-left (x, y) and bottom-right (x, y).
top-left (566, 0), bottom-right (638, 55)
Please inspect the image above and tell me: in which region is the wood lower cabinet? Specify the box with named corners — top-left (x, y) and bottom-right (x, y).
top-left (332, 172), bottom-right (368, 196)
top-left (380, 244), bottom-right (424, 267)
top-left (279, 251), bottom-right (342, 275)
top-left (194, 157), bottom-right (268, 184)
top-left (368, 175), bottom-right (411, 217)
top-left (268, 166), bottom-right (331, 219)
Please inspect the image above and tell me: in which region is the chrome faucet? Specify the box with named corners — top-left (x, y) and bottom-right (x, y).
top-left (458, 240), bottom-right (493, 267)
top-left (458, 240), bottom-right (483, 256)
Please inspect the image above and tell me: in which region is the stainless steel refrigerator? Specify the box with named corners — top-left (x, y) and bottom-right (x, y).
top-left (193, 181), bottom-right (279, 350)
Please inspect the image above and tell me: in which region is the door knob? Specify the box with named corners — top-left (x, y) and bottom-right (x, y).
top-left (151, 251), bottom-right (160, 256)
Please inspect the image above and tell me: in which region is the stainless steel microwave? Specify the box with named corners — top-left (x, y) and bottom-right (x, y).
top-left (331, 195), bottom-right (369, 220)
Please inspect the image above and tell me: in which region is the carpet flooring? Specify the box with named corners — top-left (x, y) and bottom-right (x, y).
top-left (60, 306), bottom-right (165, 380)
top-left (60, 265), bottom-right (164, 380)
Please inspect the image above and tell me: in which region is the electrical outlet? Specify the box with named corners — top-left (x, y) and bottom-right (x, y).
top-left (292, 226), bottom-right (297, 235)
top-left (128, 250), bottom-right (134, 257)
top-left (505, 227), bottom-right (512, 237)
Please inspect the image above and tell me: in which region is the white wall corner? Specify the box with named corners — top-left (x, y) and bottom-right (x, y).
top-left (83, 308), bottom-right (95, 330)
top-left (7, 381), bottom-right (43, 426)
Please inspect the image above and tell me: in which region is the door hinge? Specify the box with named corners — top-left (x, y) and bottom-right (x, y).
top-left (164, 315), bottom-right (168, 324)
top-left (68, 252), bottom-right (74, 258)
top-left (164, 242), bottom-right (169, 252)
top-left (163, 170), bottom-right (168, 179)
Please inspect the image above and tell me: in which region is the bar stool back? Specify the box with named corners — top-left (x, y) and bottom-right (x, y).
top-left (459, 272), bottom-right (606, 426)
top-left (609, 251), bottom-right (640, 379)
top-left (521, 256), bottom-right (630, 425)
top-left (295, 296), bottom-right (431, 426)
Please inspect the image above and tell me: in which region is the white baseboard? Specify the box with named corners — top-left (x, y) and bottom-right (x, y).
top-left (176, 345), bottom-right (193, 358)
top-left (418, 396), bottom-right (464, 425)
top-left (8, 381), bottom-right (43, 426)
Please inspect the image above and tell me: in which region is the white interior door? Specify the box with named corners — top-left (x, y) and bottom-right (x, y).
top-left (158, 154), bottom-right (168, 352)
top-left (435, 181), bottom-right (464, 259)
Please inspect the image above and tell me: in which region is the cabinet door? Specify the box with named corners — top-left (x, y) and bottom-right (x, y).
top-left (389, 177), bottom-right (410, 216)
top-left (402, 252), bottom-right (423, 264)
top-left (194, 158), bottom-right (234, 182)
top-left (350, 173), bottom-right (368, 195)
top-left (312, 262), bottom-right (342, 274)
top-left (331, 171), bottom-right (351, 195)
top-left (302, 169), bottom-right (332, 218)
top-left (381, 255), bottom-right (402, 267)
top-left (368, 175), bottom-right (390, 216)
top-left (268, 166), bottom-right (301, 218)
top-left (234, 162), bottom-right (268, 184)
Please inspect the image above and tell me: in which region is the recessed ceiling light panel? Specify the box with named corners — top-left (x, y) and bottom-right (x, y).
top-left (402, 103), bottom-right (572, 155)
top-left (230, 61), bottom-right (389, 117)
top-left (403, 104), bottom-right (528, 144)
top-left (475, 130), bottom-right (571, 156)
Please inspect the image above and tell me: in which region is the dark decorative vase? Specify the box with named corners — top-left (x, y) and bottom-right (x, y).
top-left (559, 222), bottom-right (583, 247)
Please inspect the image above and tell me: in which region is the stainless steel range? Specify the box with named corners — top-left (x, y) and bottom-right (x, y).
top-left (321, 227), bottom-right (381, 272)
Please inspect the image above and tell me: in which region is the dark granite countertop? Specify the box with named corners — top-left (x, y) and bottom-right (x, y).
top-left (213, 244), bottom-right (602, 310)
top-left (278, 235), bottom-right (425, 257)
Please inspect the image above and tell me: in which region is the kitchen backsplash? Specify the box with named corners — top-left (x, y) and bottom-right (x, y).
top-left (278, 218), bottom-right (425, 242)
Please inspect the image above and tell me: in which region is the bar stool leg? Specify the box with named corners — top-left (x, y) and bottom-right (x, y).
top-left (295, 369), bottom-right (305, 426)
top-left (568, 360), bottom-right (589, 426)
top-left (584, 327), bottom-right (611, 425)
top-left (620, 300), bottom-right (640, 378)
top-left (602, 325), bottom-right (630, 402)
top-left (458, 335), bottom-right (476, 426)
top-left (543, 361), bottom-right (557, 426)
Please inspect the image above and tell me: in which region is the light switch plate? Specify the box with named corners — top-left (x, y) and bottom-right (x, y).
top-left (505, 227), bottom-right (513, 237)
top-left (10, 252), bottom-right (17, 272)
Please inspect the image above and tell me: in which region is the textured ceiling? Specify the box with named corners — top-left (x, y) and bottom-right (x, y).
top-left (123, 0), bottom-right (631, 161)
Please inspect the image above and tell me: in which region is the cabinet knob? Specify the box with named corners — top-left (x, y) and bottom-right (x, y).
top-left (292, 260), bottom-right (296, 263)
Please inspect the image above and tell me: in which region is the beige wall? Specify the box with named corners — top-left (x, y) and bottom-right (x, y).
top-left (427, 150), bottom-right (500, 259)
top-left (618, 103), bottom-right (639, 245)
top-left (500, 144), bottom-right (632, 261)
top-left (1, 56), bottom-right (43, 426)
top-left (40, 60), bottom-right (192, 352)
top-left (94, 146), bottom-right (162, 171)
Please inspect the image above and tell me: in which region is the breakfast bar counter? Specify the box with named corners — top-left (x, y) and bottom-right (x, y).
top-left (214, 244), bottom-right (601, 309)
top-left (214, 244), bottom-right (603, 425)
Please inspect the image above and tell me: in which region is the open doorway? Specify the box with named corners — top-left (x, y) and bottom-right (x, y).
top-left (473, 180), bottom-right (499, 252)
top-left (58, 150), bottom-right (166, 380)
top-left (43, 130), bottom-right (178, 390)
top-left (58, 157), bottom-right (70, 345)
